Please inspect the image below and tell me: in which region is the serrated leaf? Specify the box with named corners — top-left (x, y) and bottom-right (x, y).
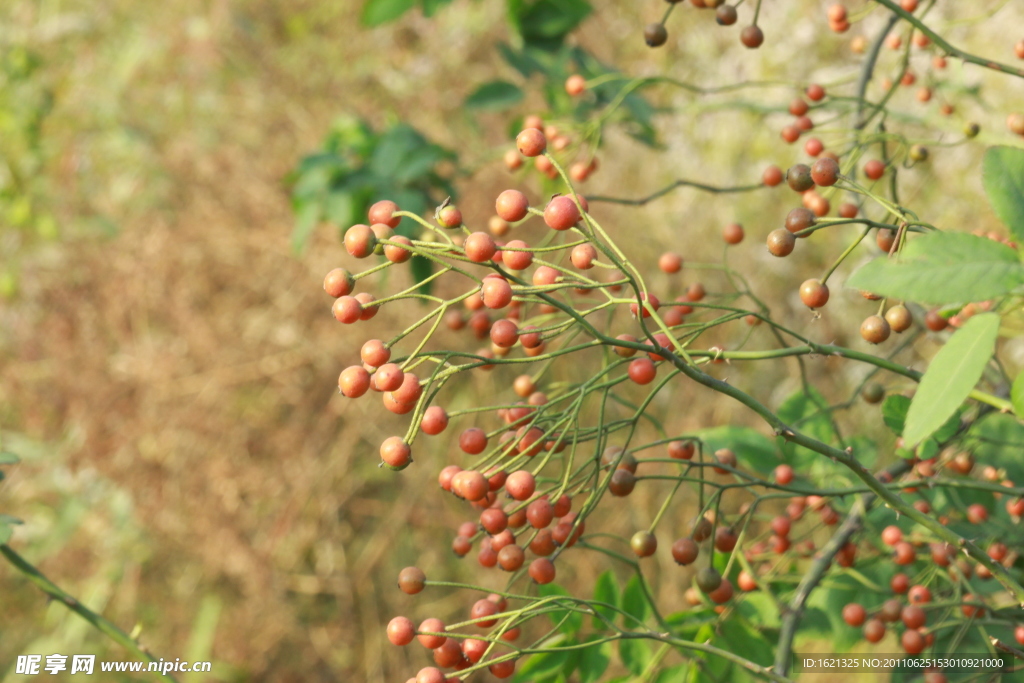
top-left (983, 146), bottom-right (1024, 244)
top-left (578, 638), bottom-right (611, 683)
top-left (464, 81), bottom-right (524, 110)
top-left (591, 570), bottom-right (619, 628)
top-left (846, 232), bottom-right (1024, 305)
top-left (0, 452), bottom-right (20, 465)
top-left (620, 574), bottom-right (649, 627)
top-left (1012, 372), bottom-right (1024, 419)
top-left (361, 0), bottom-right (416, 26)
top-left (904, 313), bottom-right (1000, 447)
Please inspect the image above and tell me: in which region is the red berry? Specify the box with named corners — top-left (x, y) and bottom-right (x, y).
top-left (529, 557), bottom-right (556, 584)
top-left (565, 74), bottom-right (586, 96)
top-left (864, 159), bottom-right (885, 180)
top-left (628, 357), bottom-right (657, 384)
top-left (369, 200), bottom-right (401, 228)
top-left (806, 84), bottom-right (826, 101)
top-left (722, 223), bottom-right (745, 245)
top-left (544, 196), bottom-right (582, 230)
top-left (388, 616), bottom-right (416, 646)
top-left (863, 618), bottom-right (885, 642)
top-left (380, 437), bottom-right (412, 468)
top-left (497, 544), bottom-right (525, 571)
top-left (671, 537), bottom-right (699, 565)
top-left (774, 464), bottom-right (794, 485)
top-left (465, 232), bottom-right (496, 262)
top-left (516, 128), bottom-right (546, 157)
top-left (763, 165), bottom-right (784, 186)
top-left (344, 224), bottom-right (377, 258)
top-left (740, 25), bottom-right (764, 48)
top-left (811, 157), bottom-right (840, 186)
top-left (324, 268), bottom-right (355, 298)
top-left (459, 428), bottom-right (489, 455)
top-left (506, 470), bottom-right (536, 501)
top-left (398, 567), bottom-right (426, 594)
top-left (338, 366), bottom-right (371, 398)
top-left (842, 603), bottom-right (866, 627)
top-left (496, 190), bottom-right (530, 222)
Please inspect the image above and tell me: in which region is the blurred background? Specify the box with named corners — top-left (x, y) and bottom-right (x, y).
top-left (2, 0), bottom-right (1022, 681)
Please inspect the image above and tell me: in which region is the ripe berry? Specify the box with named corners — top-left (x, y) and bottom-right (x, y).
top-left (608, 469), bottom-right (636, 496)
top-left (416, 667), bottom-right (445, 683)
top-left (787, 164), bottom-right (814, 192)
top-left (714, 527), bottom-right (738, 552)
top-left (722, 223), bottom-right (745, 244)
top-left (516, 128), bottom-right (546, 157)
top-left (398, 567), bottom-right (426, 594)
top-left (785, 207), bottom-right (816, 235)
top-left (708, 578), bottom-right (734, 604)
top-left (893, 541), bottom-right (916, 565)
top-left (628, 357), bottom-right (657, 385)
top-left (804, 137), bottom-right (824, 157)
top-left (713, 448), bottom-right (736, 474)
top-left (884, 305), bottom-right (912, 332)
top-left (771, 515), bottom-right (791, 538)
top-left (668, 440), bottom-right (695, 460)
top-left (459, 427), bottom-right (488, 455)
top-left (375, 363), bottom-right (404, 392)
top-left (740, 25), bottom-right (764, 48)
top-left (966, 503), bottom-right (988, 523)
top-left (799, 279), bottom-right (829, 308)
top-left (806, 84), bottom-right (825, 101)
top-left (544, 196), bottom-right (582, 230)
top-left (716, 5), bottom-right (737, 25)
top-left (671, 537), bottom-right (699, 565)
top-left (924, 310), bottom-right (948, 331)
top-left (332, 296), bottom-right (362, 324)
top-left (481, 276), bottom-right (513, 309)
top-left (489, 659), bottom-right (516, 679)
top-left (644, 23), bottom-right (668, 47)
top-left (471, 598), bottom-right (500, 627)
top-left (880, 598), bottom-right (903, 623)
top-left (790, 98), bottom-right (810, 116)
top-left (387, 615), bottom-right (416, 646)
top-left (571, 243), bottom-right (598, 269)
top-left (961, 594), bottom-right (985, 618)
top-left (529, 557), bottom-right (556, 584)
top-left (497, 544), bottom-right (525, 571)
top-left (901, 629), bottom-right (925, 654)
top-left (781, 125), bottom-right (800, 143)
top-left (762, 165), bottom-right (784, 186)
top-left (631, 531), bottom-right (658, 557)
top-left (324, 268), bottom-right (355, 298)
top-left (355, 292), bottom-right (378, 320)
top-left (417, 618), bottom-right (446, 649)
top-left (696, 567), bottom-right (723, 593)
top-left (380, 437), bottom-right (412, 468)
top-left (369, 200), bottom-right (401, 229)
top-left (767, 229), bottom-right (796, 256)
top-left (842, 603), bottom-right (866, 627)
top-left (908, 585), bottom-right (932, 605)
top-left (774, 464), bottom-right (794, 485)
top-left (496, 192), bottom-right (530, 225)
top-left (526, 498), bottom-right (554, 529)
top-left (860, 315), bottom-right (891, 344)
top-left (490, 319), bottom-right (519, 348)
top-left (506, 470), bottom-right (536, 501)
top-left (436, 205), bottom-right (462, 229)
top-left (344, 224), bottom-right (377, 258)
top-left (453, 470), bottom-right (489, 501)
top-left (465, 232), bottom-right (496, 262)
top-left (863, 618), bottom-right (885, 642)
top-left (565, 74), bottom-right (586, 96)
top-left (659, 252), bottom-right (683, 274)
top-left (811, 157), bottom-right (840, 186)
top-left (339, 366), bottom-right (371, 398)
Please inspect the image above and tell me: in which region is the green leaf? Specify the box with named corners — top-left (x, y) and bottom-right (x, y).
top-left (717, 619), bottom-right (774, 666)
top-left (409, 255), bottom-right (434, 297)
top-left (982, 146), bottom-right (1024, 244)
top-left (654, 664), bottom-right (691, 683)
top-left (290, 201), bottom-right (321, 255)
top-left (693, 425), bottom-right (780, 474)
top-left (1013, 372), bottom-right (1024, 419)
top-left (620, 574), bottom-right (649, 627)
top-left (578, 639), bottom-right (611, 683)
top-left (516, 646), bottom-right (570, 680)
top-left (0, 522), bottom-right (11, 545)
top-left (509, 0), bottom-right (593, 51)
top-left (881, 394), bottom-right (911, 435)
top-left (361, 0), bottom-right (417, 26)
top-left (736, 592), bottom-right (780, 628)
top-left (904, 313), bottom-right (1000, 447)
top-left (845, 232), bottom-right (1024, 305)
top-left (538, 584), bottom-right (583, 635)
top-left (777, 389), bottom-right (837, 467)
top-left (968, 412), bottom-right (1024, 484)
top-left (0, 452), bottom-right (20, 465)
top-left (591, 570), bottom-right (619, 628)
top-left (464, 81), bottom-right (524, 110)
top-left (420, 0), bottom-right (454, 17)
top-left (618, 638), bottom-right (652, 676)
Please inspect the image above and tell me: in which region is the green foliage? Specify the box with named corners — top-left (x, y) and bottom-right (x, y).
top-left (620, 574), bottom-right (650, 627)
top-left (982, 145), bottom-right (1024, 244)
top-left (776, 389), bottom-right (839, 474)
top-left (289, 117), bottom-right (456, 294)
top-left (966, 412), bottom-right (1024, 485)
top-left (506, 0), bottom-right (593, 52)
top-left (618, 637), bottom-right (652, 675)
top-left (465, 81), bottom-right (525, 110)
top-left (591, 570), bottom-right (619, 628)
top-left (903, 313), bottom-right (1000, 447)
top-left (537, 583), bottom-right (584, 635)
top-left (694, 425), bottom-right (779, 474)
top-left (577, 637), bottom-right (612, 683)
top-left (1012, 371), bottom-right (1024, 419)
top-left (846, 232), bottom-right (1024, 304)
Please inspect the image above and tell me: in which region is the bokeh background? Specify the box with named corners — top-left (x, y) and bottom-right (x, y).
top-left (2, 0), bottom-right (1023, 681)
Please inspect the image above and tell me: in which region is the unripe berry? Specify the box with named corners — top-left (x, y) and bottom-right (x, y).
top-left (767, 229), bottom-right (796, 256)
top-left (644, 23), bottom-right (668, 47)
top-left (786, 164), bottom-right (814, 192)
top-left (860, 315), bottom-right (891, 344)
top-left (630, 531), bottom-right (658, 557)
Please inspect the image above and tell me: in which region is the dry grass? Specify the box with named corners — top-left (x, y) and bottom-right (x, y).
top-left (1, 0), bottom-right (1022, 681)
